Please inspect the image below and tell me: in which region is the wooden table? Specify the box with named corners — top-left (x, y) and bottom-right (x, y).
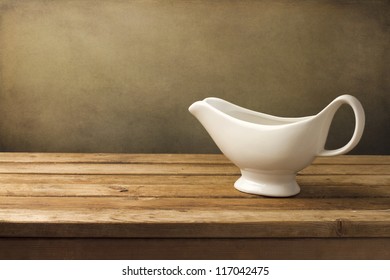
top-left (0, 153), bottom-right (389, 259)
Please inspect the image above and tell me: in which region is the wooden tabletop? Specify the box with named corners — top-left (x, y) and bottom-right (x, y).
top-left (0, 153), bottom-right (389, 259)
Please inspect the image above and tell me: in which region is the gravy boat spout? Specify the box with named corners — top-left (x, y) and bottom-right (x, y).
top-left (189, 95), bottom-right (365, 197)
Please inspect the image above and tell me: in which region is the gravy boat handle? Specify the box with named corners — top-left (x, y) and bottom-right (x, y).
top-left (317, 95), bottom-right (365, 157)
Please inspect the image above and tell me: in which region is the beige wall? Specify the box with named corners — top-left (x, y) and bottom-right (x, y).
top-left (0, 0), bottom-right (388, 154)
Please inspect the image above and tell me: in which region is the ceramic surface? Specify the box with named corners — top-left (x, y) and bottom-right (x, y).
top-left (189, 95), bottom-right (365, 197)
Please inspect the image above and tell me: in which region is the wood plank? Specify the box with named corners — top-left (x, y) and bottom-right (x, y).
top-left (0, 153), bottom-right (388, 165)
top-left (0, 162), bottom-right (240, 175)
top-left (1, 209), bottom-right (388, 225)
top-left (300, 164), bottom-right (390, 175)
top-left (0, 174), bottom-right (388, 187)
top-left (0, 162), bottom-right (388, 175)
top-left (1, 238), bottom-right (389, 260)
top-left (0, 183), bottom-right (389, 198)
top-left (0, 196), bottom-right (389, 211)
top-left (298, 174), bottom-right (390, 186)
top-left (313, 155), bottom-right (390, 165)
top-left (0, 174), bottom-right (240, 185)
top-left (0, 209), bottom-right (389, 238)
top-left (297, 185), bottom-right (390, 198)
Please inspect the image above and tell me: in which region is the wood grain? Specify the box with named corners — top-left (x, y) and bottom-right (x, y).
top-left (0, 209), bottom-right (389, 238)
top-left (1, 196), bottom-right (389, 211)
top-left (0, 174), bottom-right (388, 186)
top-left (0, 153), bottom-right (388, 259)
top-left (0, 183), bottom-right (389, 198)
top-left (0, 163), bottom-right (389, 175)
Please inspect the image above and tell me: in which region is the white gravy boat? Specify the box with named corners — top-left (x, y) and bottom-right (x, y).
top-left (189, 95), bottom-right (365, 197)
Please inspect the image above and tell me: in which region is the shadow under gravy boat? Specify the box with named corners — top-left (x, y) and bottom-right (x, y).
top-left (189, 95), bottom-right (365, 197)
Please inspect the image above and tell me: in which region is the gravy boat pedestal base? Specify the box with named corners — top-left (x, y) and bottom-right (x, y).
top-left (234, 171), bottom-right (300, 197)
